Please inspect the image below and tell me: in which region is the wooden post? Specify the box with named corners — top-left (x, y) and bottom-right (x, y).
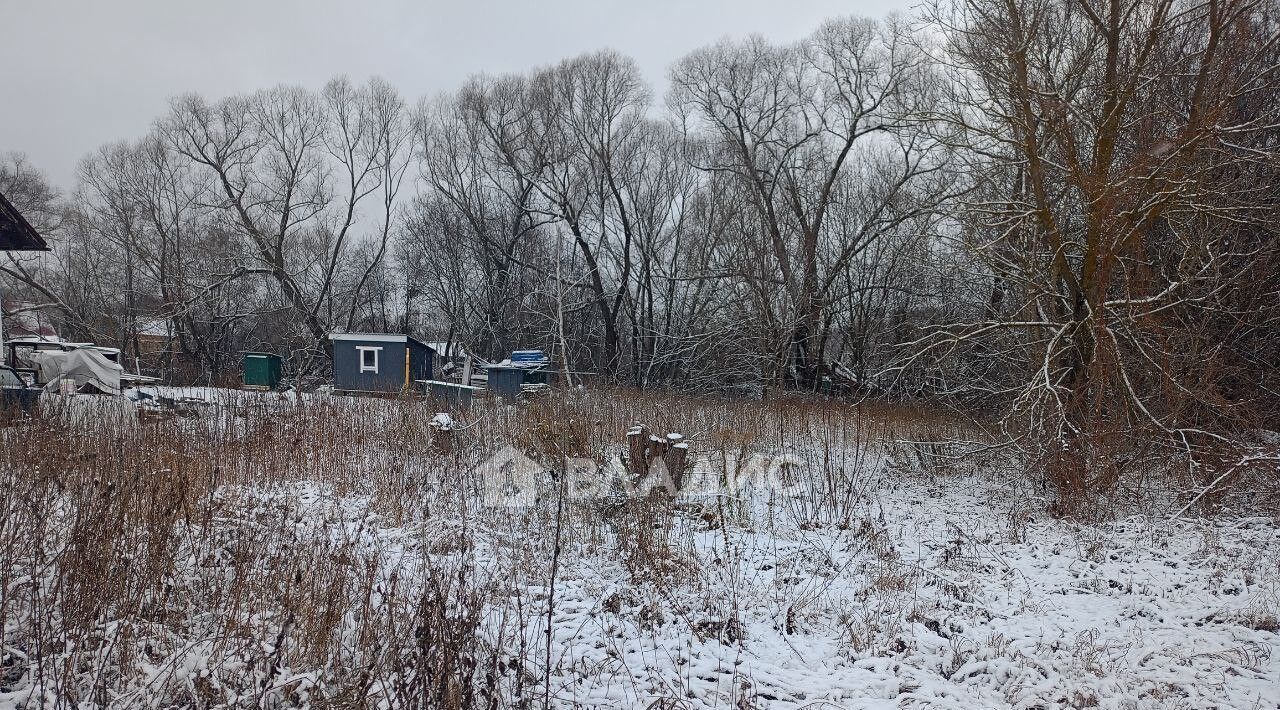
top-left (647, 433), bottom-right (669, 474)
top-left (664, 433), bottom-right (688, 491)
top-left (627, 424), bottom-right (649, 480)
top-left (430, 414), bottom-right (454, 454)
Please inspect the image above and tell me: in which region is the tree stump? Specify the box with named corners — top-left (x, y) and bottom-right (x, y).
top-left (430, 413), bottom-right (454, 454)
top-left (664, 433), bottom-right (688, 491)
top-left (627, 424), bottom-right (650, 479)
top-left (625, 425), bottom-right (688, 493)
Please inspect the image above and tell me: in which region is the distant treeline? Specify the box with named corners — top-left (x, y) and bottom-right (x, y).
top-left (4, 0), bottom-right (1278, 493)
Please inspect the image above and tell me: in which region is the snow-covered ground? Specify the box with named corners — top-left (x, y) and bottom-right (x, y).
top-left (90, 477), bottom-right (1277, 708)
top-left (525, 475), bottom-right (1280, 708)
top-left (2, 390), bottom-right (1277, 708)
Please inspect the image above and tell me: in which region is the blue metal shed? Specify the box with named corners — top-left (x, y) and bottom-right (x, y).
top-left (484, 350), bottom-right (554, 401)
top-left (329, 333), bottom-right (434, 394)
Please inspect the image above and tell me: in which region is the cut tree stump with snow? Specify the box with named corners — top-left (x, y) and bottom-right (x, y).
top-left (625, 424), bottom-right (689, 493)
top-left (429, 412), bottom-right (454, 454)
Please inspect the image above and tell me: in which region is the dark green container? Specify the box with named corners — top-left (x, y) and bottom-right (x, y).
top-left (243, 352), bottom-right (283, 389)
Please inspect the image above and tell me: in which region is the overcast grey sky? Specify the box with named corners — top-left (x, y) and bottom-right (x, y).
top-left (2, 0), bottom-right (910, 189)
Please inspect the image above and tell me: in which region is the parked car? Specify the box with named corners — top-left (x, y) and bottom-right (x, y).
top-left (0, 364), bottom-right (40, 413)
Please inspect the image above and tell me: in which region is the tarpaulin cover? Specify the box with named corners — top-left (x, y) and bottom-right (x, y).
top-left (29, 348), bottom-right (123, 395)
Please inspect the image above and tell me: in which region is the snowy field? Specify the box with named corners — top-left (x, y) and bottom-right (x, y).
top-left (1, 389), bottom-right (1277, 709)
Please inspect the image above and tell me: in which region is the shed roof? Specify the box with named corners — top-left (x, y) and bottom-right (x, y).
top-left (484, 359), bottom-right (551, 371)
top-left (484, 348), bottom-right (551, 371)
top-left (0, 190), bottom-right (49, 251)
top-left (328, 332), bottom-right (433, 349)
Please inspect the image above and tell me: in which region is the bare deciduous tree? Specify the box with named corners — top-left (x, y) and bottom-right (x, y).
top-left (914, 0), bottom-right (1280, 501)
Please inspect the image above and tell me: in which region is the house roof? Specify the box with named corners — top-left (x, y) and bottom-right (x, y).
top-left (134, 317), bottom-right (173, 338)
top-left (328, 332), bottom-right (433, 349)
top-left (2, 299), bottom-right (57, 339)
top-left (0, 190), bottom-right (49, 251)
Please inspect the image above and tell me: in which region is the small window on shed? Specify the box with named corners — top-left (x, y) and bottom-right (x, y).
top-left (356, 346), bottom-right (381, 374)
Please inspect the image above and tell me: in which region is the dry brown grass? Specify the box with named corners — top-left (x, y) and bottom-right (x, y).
top-left (0, 394), bottom-right (515, 708)
top-left (0, 386), bottom-right (979, 707)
